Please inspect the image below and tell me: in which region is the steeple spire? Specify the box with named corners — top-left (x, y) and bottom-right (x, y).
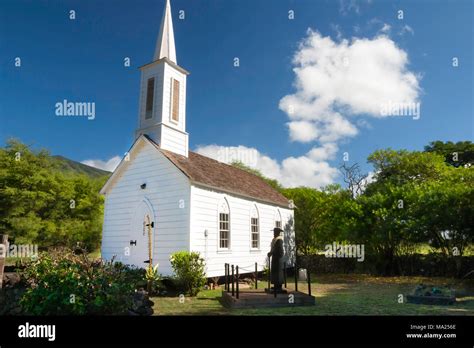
top-left (136, 0), bottom-right (189, 157)
top-left (154, 0), bottom-right (177, 64)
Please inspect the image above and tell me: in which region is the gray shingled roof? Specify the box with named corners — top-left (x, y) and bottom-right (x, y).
top-left (145, 136), bottom-right (290, 207)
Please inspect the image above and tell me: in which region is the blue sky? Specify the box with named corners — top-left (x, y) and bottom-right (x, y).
top-left (0, 0), bottom-right (472, 187)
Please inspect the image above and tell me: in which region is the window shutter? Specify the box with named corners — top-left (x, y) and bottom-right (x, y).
top-left (171, 78), bottom-right (180, 122)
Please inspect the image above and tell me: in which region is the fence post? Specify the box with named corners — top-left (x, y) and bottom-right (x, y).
top-left (307, 269), bottom-right (311, 297)
top-left (231, 265), bottom-right (235, 297)
top-left (255, 262), bottom-right (258, 289)
top-left (267, 257), bottom-right (271, 290)
top-left (294, 262), bottom-right (298, 292)
top-left (236, 266), bottom-right (239, 299)
top-left (283, 262), bottom-right (287, 288)
top-left (224, 263), bottom-right (228, 291)
top-left (225, 263), bottom-right (230, 292)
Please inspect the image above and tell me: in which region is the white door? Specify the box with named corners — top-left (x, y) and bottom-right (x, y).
top-left (129, 200), bottom-right (154, 268)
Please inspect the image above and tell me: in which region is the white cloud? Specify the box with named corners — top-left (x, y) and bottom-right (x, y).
top-left (380, 23), bottom-right (391, 34)
top-left (399, 24), bottom-right (415, 36)
top-left (82, 156), bottom-right (121, 172)
top-left (359, 170), bottom-right (376, 194)
top-left (279, 29), bottom-right (421, 141)
top-left (194, 144), bottom-right (338, 188)
top-left (288, 120), bottom-right (319, 142)
top-left (307, 143), bottom-right (338, 161)
top-left (330, 23), bottom-right (343, 41)
top-left (339, 0), bottom-right (372, 15)
top-left (339, 0), bottom-right (360, 15)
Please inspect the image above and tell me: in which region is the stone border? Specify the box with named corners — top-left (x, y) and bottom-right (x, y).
top-left (406, 294), bottom-right (456, 305)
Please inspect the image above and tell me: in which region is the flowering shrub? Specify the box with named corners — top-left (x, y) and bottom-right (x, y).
top-left (169, 251), bottom-right (206, 296)
top-left (145, 264), bottom-right (163, 295)
top-left (20, 248), bottom-right (142, 315)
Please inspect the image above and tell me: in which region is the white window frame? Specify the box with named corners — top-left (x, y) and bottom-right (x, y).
top-left (275, 209), bottom-right (282, 229)
top-left (217, 198), bottom-right (231, 251)
top-left (250, 204), bottom-right (260, 250)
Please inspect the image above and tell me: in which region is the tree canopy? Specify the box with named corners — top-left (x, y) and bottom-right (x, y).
top-left (0, 139), bottom-right (107, 251)
top-left (424, 140), bottom-right (474, 167)
top-left (232, 141), bottom-right (473, 274)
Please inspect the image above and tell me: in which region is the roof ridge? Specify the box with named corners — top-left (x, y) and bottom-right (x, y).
top-left (187, 149), bottom-right (280, 189)
top-left (188, 150), bottom-right (289, 203)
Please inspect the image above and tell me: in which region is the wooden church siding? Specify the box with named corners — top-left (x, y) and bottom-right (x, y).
top-left (189, 185), bottom-right (294, 277)
top-left (161, 125), bottom-right (187, 156)
top-left (101, 140), bottom-right (190, 276)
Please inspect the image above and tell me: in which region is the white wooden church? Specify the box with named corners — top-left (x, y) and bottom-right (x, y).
top-left (100, 0), bottom-right (295, 277)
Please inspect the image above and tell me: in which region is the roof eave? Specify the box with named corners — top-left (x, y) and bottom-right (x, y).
top-left (138, 57), bottom-right (190, 75)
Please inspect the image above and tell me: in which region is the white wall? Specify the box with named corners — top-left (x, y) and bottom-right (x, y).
top-left (101, 139), bottom-right (190, 275)
top-left (189, 185), bottom-right (295, 277)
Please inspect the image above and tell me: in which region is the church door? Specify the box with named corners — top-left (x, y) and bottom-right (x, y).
top-left (129, 200), bottom-right (154, 268)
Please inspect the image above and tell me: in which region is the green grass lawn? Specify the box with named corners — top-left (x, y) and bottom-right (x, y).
top-left (151, 274), bottom-right (474, 316)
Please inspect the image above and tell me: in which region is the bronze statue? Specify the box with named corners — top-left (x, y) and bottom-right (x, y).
top-left (267, 227), bottom-right (284, 291)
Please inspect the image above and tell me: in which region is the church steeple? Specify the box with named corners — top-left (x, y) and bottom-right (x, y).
top-left (154, 0), bottom-right (177, 64)
top-left (135, 0), bottom-right (189, 157)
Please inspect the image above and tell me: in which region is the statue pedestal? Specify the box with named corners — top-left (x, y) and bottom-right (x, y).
top-left (264, 288), bottom-right (287, 294)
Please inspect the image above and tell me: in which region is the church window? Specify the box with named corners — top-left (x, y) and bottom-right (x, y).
top-left (219, 199), bottom-right (230, 249)
top-left (251, 206), bottom-right (259, 249)
top-left (145, 78), bottom-right (155, 119)
top-left (275, 209), bottom-right (282, 229)
top-left (171, 78), bottom-right (180, 122)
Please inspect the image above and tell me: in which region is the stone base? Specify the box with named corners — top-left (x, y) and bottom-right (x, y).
top-left (221, 290), bottom-right (315, 308)
top-left (264, 288), bottom-right (288, 294)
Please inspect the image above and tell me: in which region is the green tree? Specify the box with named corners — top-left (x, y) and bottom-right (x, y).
top-left (0, 139), bottom-right (105, 250)
top-left (282, 185), bottom-right (358, 256)
top-left (364, 147), bottom-right (473, 262)
top-left (424, 140), bottom-right (474, 167)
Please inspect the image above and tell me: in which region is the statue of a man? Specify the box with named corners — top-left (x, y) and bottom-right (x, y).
top-left (267, 227), bottom-right (284, 291)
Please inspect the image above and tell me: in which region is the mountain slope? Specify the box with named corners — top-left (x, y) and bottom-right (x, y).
top-left (53, 155), bottom-right (111, 178)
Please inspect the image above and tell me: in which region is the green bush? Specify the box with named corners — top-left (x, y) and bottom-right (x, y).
top-left (169, 251), bottom-right (206, 296)
top-left (20, 248), bottom-right (141, 315)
